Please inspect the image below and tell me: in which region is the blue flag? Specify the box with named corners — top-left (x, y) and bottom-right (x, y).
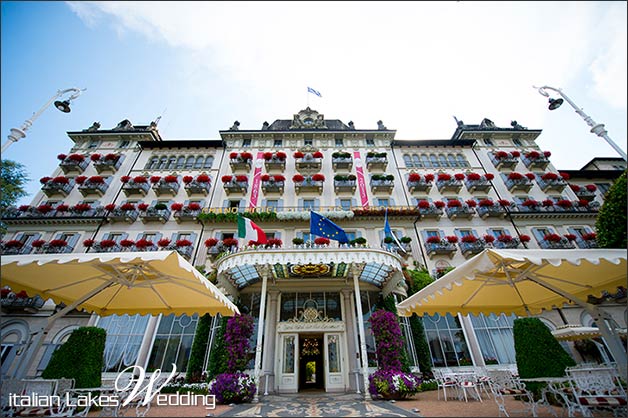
top-left (384, 208), bottom-right (404, 250)
top-left (310, 211), bottom-right (348, 243)
top-left (307, 87), bottom-right (322, 97)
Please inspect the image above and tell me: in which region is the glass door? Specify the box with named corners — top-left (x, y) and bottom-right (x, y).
top-left (324, 333), bottom-right (345, 391)
top-left (277, 333), bottom-right (298, 393)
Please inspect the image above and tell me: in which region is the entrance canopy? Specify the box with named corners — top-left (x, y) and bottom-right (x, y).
top-left (1, 250), bottom-right (239, 316)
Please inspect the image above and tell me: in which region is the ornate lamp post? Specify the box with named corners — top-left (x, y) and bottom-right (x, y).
top-left (2, 87), bottom-right (86, 153)
top-left (533, 85), bottom-right (626, 161)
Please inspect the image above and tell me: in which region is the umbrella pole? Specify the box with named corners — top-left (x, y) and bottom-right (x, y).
top-left (14, 280), bottom-right (113, 379)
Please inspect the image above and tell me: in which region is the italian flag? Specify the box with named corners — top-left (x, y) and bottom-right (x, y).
top-left (237, 214), bottom-right (267, 244)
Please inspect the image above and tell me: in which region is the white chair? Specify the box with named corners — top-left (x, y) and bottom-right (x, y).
top-left (486, 369), bottom-right (537, 417)
top-left (454, 372), bottom-right (483, 402)
top-left (564, 366), bottom-right (627, 417)
top-left (433, 368), bottom-right (459, 401)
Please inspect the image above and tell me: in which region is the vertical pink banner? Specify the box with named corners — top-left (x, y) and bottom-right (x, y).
top-left (248, 152), bottom-right (264, 209)
top-left (353, 151), bottom-right (369, 209)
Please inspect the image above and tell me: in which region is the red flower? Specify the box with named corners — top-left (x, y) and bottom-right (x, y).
top-left (75, 176), bottom-right (87, 184)
top-left (176, 239), bottom-right (193, 247)
top-left (478, 199), bottom-right (494, 207)
top-left (266, 238), bottom-right (283, 247)
top-left (183, 176), bottom-right (194, 184)
top-left (222, 238), bottom-right (238, 247)
top-left (484, 173), bottom-right (494, 180)
top-left (437, 173), bottom-right (451, 181)
top-left (312, 151), bottom-right (324, 159)
top-left (197, 174), bottom-right (211, 183)
top-left (526, 151), bottom-right (540, 159)
top-left (311, 173), bottom-right (325, 182)
top-left (120, 202), bottom-right (136, 211)
top-left (18, 205), bottom-right (31, 212)
top-left (276, 151), bottom-right (287, 159)
top-left (133, 176), bottom-right (148, 183)
top-left (445, 235), bottom-right (459, 243)
top-left (164, 175), bottom-right (178, 183)
top-left (187, 202), bottom-right (201, 211)
top-left (556, 199), bottom-right (573, 208)
top-left (292, 174), bottom-right (305, 182)
top-left (508, 172), bottom-right (523, 180)
top-left (494, 151), bottom-right (509, 159)
top-left (519, 234), bottom-right (531, 242)
top-left (49, 239), bottom-right (68, 247)
top-left (483, 234), bottom-right (495, 243)
top-left (424, 174), bottom-right (435, 182)
top-left (522, 199), bottom-right (539, 207)
top-left (5, 240), bottom-right (24, 248)
top-left (204, 238), bottom-right (219, 247)
top-left (36, 204), bottom-right (54, 214)
top-left (171, 203), bottom-right (184, 211)
top-left (497, 235), bottom-right (513, 242)
top-left (465, 199), bottom-right (477, 207)
top-left (15, 290), bottom-right (29, 299)
top-left (541, 172), bottom-right (558, 181)
top-left (120, 176), bottom-right (131, 183)
top-left (274, 175), bottom-right (285, 182)
top-left (577, 199), bottom-right (590, 207)
top-left (31, 239), bottom-right (46, 248)
top-left (67, 153), bottom-right (85, 162)
top-left (229, 152), bottom-right (238, 159)
top-left (293, 151), bottom-right (305, 158)
top-left (524, 173), bottom-right (536, 180)
top-left (582, 232), bottom-right (597, 241)
top-left (99, 239), bottom-right (116, 248)
top-left (261, 174), bottom-right (270, 182)
top-left (104, 204), bottom-right (116, 211)
top-left (263, 152), bottom-right (273, 160)
top-left (466, 172), bottom-right (481, 181)
top-left (104, 153), bottom-right (119, 161)
top-left (157, 238), bottom-right (171, 247)
top-left (454, 173), bottom-right (465, 181)
top-left (446, 200), bottom-right (462, 207)
top-left (408, 173), bottom-right (421, 182)
top-left (135, 239), bottom-right (154, 249)
top-left (314, 237), bottom-right (330, 245)
top-left (585, 184), bottom-right (597, 192)
top-left (543, 151), bottom-right (551, 157)
top-left (461, 235), bottom-right (477, 243)
top-left (221, 175), bottom-right (233, 183)
top-left (542, 199), bottom-right (554, 207)
top-left (559, 172), bottom-right (570, 180)
top-left (138, 203), bottom-right (149, 211)
top-left (569, 184), bottom-right (581, 192)
top-left (120, 239), bottom-right (135, 247)
top-left (52, 176), bottom-right (69, 184)
top-left (90, 153), bottom-right (102, 162)
top-left (433, 200), bottom-right (445, 208)
top-left (72, 203), bottom-right (92, 212)
top-left (241, 152), bottom-right (253, 160)
top-left (40, 176), bottom-right (52, 184)
top-left (497, 199), bottom-right (511, 207)
top-left (88, 175), bottom-right (105, 184)
top-left (55, 204), bottom-right (69, 212)
top-left (235, 175), bottom-right (248, 182)
top-left (150, 175), bottom-right (162, 184)
top-left (543, 233), bottom-right (562, 242)
top-left (57, 153), bottom-right (67, 161)
top-left (510, 151), bottom-right (520, 157)
top-left (564, 234), bottom-right (577, 241)
top-left (417, 200), bottom-right (431, 209)
top-left (426, 236), bottom-right (441, 244)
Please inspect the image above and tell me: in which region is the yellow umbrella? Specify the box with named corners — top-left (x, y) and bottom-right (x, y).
top-left (551, 325), bottom-right (602, 341)
top-left (396, 249), bottom-right (627, 373)
top-left (1, 250), bottom-right (239, 377)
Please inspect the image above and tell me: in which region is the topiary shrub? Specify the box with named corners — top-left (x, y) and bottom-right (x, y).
top-left (207, 317), bottom-right (229, 380)
top-left (186, 313), bottom-right (212, 383)
top-left (513, 317), bottom-right (575, 397)
top-left (42, 326), bottom-right (106, 388)
top-left (596, 170), bottom-right (627, 249)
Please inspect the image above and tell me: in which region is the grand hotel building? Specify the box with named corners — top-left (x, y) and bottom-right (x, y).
top-left (1, 108), bottom-right (626, 393)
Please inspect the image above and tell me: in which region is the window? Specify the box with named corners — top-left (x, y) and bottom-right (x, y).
top-left (377, 198), bottom-right (390, 207)
top-left (439, 155), bottom-right (449, 168)
top-left (167, 156), bottom-right (177, 169)
top-left (147, 157), bottom-right (159, 170)
top-left (595, 183), bottom-right (611, 196)
top-left (176, 156), bottom-right (185, 169)
top-left (366, 138), bottom-right (375, 146)
top-left (469, 313), bottom-right (517, 364)
top-left (358, 291), bottom-right (380, 367)
top-left (335, 138), bottom-right (344, 147)
top-left (98, 314), bottom-right (150, 373)
top-left (280, 292), bottom-right (342, 322)
top-left (345, 231), bottom-right (358, 242)
top-left (421, 154), bottom-right (431, 168)
top-left (87, 140), bottom-right (99, 149)
top-left (185, 156), bottom-right (194, 169)
top-left (413, 154), bottom-right (422, 168)
top-left (147, 314), bottom-right (199, 372)
top-left (119, 140), bottom-right (130, 148)
top-left (274, 139), bottom-right (283, 147)
top-left (339, 199), bottom-right (352, 211)
top-left (484, 138), bottom-right (494, 146)
top-left (304, 138), bottom-right (313, 146)
top-left (447, 154), bottom-right (458, 168)
top-left (266, 199), bottom-right (279, 211)
top-left (194, 156), bottom-right (204, 169)
top-left (203, 156), bottom-right (214, 169)
top-left (157, 156), bottom-right (168, 169)
top-left (403, 154), bottom-right (413, 167)
top-left (513, 138), bottom-right (522, 146)
top-left (430, 154), bottom-right (439, 168)
top-left (300, 232), bottom-right (316, 242)
top-left (228, 200), bottom-right (240, 209)
top-left (303, 199), bottom-right (316, 210)
top-left (422, 313), bottom-right (472, 367)
top-left (242, 139), bottom-right (251, 147)
top-left (221, 232), bottom-right (235, 240)
top-left (457, 154), bottom-right (469, 167)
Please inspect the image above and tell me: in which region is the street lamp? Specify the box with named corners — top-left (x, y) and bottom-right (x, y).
top-left (533, 85), bottom-right (627, 161)
top-left (2, 87), bottom-right (86, 154)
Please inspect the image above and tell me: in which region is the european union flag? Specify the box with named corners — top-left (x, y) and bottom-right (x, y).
top-left (307, 87), bottom-right (322, 97)
top-left (310, 211), bottom-right (349, 243)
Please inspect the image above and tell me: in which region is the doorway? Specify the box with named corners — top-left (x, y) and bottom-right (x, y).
top-left (299, 334), bottom-right (324, 390)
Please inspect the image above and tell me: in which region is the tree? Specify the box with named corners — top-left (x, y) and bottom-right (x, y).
top-left (595, 170), bottom-right (627, 249)
top-left (0, 159), bottom-right (29, 211)
top-left (404, 267), bottom-right (435, 375)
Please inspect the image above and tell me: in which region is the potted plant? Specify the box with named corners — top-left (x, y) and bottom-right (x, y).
top-left (426, 236), bottom-right (441, 244)
top-left (483, 234), bottom-right (495, 243)
top-left (292, 237), bottom-right (304, 245)
top-left (400, 236), bottom-right (412, 244)
top-left (197, 174), bottom-right (211, 183)
top-left (314, 237), bottom-right (330, 245)
top-left (204, 238), bottom-right (219, 247)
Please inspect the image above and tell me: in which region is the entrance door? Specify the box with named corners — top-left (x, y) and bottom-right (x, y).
top-left (278, 333), bottom-right (298, 393)
top-left (299, 335), bottom-right (324, 390)
top-left (324, 333), bottom-right (344, 391)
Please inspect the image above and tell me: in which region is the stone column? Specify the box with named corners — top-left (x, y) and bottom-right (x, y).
top-left (137, 315), bottom-right (160, 369)
top-left (252, 266), bottom-right (269, 402)
top-left (261, 290), bottom-right (279, 395)
top-left (351, 263), bottom-right (370, 399)
top-left (341, 289), bottom-right (360, 393)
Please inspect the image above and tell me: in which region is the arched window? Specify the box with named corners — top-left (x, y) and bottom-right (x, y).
top-left (430, 154), bottom-right (439, 168)
top-left (439, 155), bottom-right (449, 168)
top-left (167, 156), bottom-right (177, 169)
top-left (176, 156), bottom-right (185, 169)
top-left (413, 154), bottom-right (422, 168)
top-left (403, 154), bottom-right (413, 167)
top-left (421, 154), bottom-right (431, 168)
top-left (204, 156), bottom-right (214, 169)
top-left (457, 154), bottom-right (469, 167)
top-left (448, 154), bottom-right (458, 168)
top-left (185, 156), bottom-right (195, 169)
top-left (194, 156), bottom-right (204, 169)
top-left (158, 156), bottom-right (168, 170)
top-left (146, 157), bottom-right (159, 170)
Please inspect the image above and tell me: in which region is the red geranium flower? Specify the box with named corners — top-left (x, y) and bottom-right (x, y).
top-left (426, 236), bottom-right (441, 244)
top-left (133, 176), bottom-right (148, 183)
top-left (314, 237), bottom-right (330, 245)
top-left (417, 200), bottom-right (431, 209)
top-left (138, 203), bottom-right (149, 211)
top-left (235, 175), bottom-right (248, 182)
top-left (261, 174), bottom-right (270, 182)
top-left (183, 176), bottom-right (194, 184)
top-left (483, 234), bottom-right (495, 243)
top-left (187, 202), bottom-right (201, 211)
top-left (204, 238), bottom-right (219, 247)
top-left (408, 173), bottom-right (421, 182)
top-left (157, 238), bottom-right (171, 247)
top-left (90, 153), bottom-right (102, 162)
top-left (150, 175), bottom-right (162, 184)
top-left (221, 175), bottom-right (233, 183)
top-left (312, 151), bottom-right (324, 159)
top-left (484, 173), bottom-right (494, 180)
top-left (445, 235), bottom-right (458, 243)
top-left (197, 174), bottom-right (211, 183)
top-left (519, 234), bottom-right (531, 242)
top-left (424, 174), bottom-right (435, 182)
top-left (293, 151), bottom-right (305, 158)
top-left (465, 199), bottom-right (477, 207)
top-left (433, 200), bottom-right (445, 208)
top-left (466, 173), bottom-right (481, 181)
top-left (292, 174), bottom-right (305, 182)
top-left (171, 203), bottom-right (184, 211)
top-left (311, 173), bottom-right (325, 182)
top-left (454, 173), bottom-right (465, 181)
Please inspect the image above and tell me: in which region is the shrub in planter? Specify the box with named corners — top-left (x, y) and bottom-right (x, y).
top-left (400, 236), bottom-right (412, 244)
top-left (368, 369), bottom-right (421, 400)
top-left (42, 326), bottom-right (106, 388)
top-left (208, 372), bottom-right (256, 404)
top-left (154, 203), bottom-right (168, 210)
top-left (292, 237), bottom-right (304, 245)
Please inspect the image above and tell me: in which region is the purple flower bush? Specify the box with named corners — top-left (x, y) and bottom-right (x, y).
top-left (368, 309), bottom-right (421, 399)
top-left (208, 372), bottom-right (256, 404)
top-left (208, 314), bottom-right (257, 404)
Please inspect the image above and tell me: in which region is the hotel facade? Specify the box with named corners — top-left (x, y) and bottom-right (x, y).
top-left (1, 108), bottom-right (626, 394)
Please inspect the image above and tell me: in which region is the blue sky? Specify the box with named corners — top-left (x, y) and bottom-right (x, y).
top-left (2, 1), bottom-right (626, 207)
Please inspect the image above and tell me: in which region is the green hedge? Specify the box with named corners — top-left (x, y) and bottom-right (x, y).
top-left (186, 313), bottom-right (212, 382)
top-left (206, 316), bottom-right (229, 380)
top-left (596, 170), bottom-right (627, 249)
top-left (42, 326), bottom-right (106, 388)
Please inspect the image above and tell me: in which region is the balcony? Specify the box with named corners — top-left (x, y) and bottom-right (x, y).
top-left (264, 158), bottom-right (286, 172)
top-left (152, 180), bottom-right (180, 197)
top-left (139, 207), bottom-right (171, 223)
top-left (425, 241), bottom-right (457, 259)
top-left (459, 240), bottom-right (487, 258)
top-left (436, 179), bottom-right (463, 194)
top-left (382, 242), bottom-right (412, 258)
top-left (332, 156), bottom-right (353, 170)
top-left (261, 180), bottom-right (284, 195)
top-left (173, 208), bottom-right (201, 223)
top-left (166, 244), bottom-right (194, 260)
top-left (492, 237), bottom-right (521, 249)
top-left (223, 180), bottom-right (248, 195)
top-left (295, 156), bottom-right (322, 172)
top-left (574, 189), bottom-right (596, 202)
top-left (41, 181), bottom-right (73, 197)
top-left (184, 180), bottom-right (211, 196)
top-left (1, 294), bottom-right (46, 313)
top-left (370, 179), bottom-right (394, 193)
top-left (407, 180), bottom-right (432, 194)
top-left (464, 178), bottom-right (491, 193)
top-left (107, 209), bottom-right (139, 223)
top-left (445, 205), bottom-right (475, 220)
top-left (505, 178), bottom-right (534, 193)
top-left (59, 158), bottom-right (88, 174)
top-left (365, 156), bottom-right (387, 170)
top-left (334, 180), bottom-right (356, 194)
top-left (537, 177), bottom-right (568, 193)
top-left (490, 154), bottom-right (518, 170)
top-left (93, 157), bottom-right (122, 174)
top-left (294, 179), bottom-right (323, 195)
top-left (78, 181), bottom-right (109, 197)
top-left (522, 155), bottom-right (550, 170)
top-left (576, 238), bottom-right (598, 249)
top-left (417, 205), bottom-right (444, 220)
top-left (539, 237), bottom-right (576, 249)
top-left (476, 204), bottom-right (507, 220)
top-left (122, 181), bottom-right (150, 197)
top-left (34, 243), bottom-right (74, 254)
top-left (229, 158), bottom-right (252, 172)
top-left (1, 243), bottom-right (33, 255)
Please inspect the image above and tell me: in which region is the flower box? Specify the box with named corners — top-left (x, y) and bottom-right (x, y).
top-left (491, 151), bottom-right (518, 170)
top-left (152, 178), bottom-right (180, 196)
top-left (334, 175), bottom-right (357, 193)
top-left (331, 152), bottom-right (353, 170)
top-left (365, 153), bottom-right (388, 170)
top-left (59, 154), bottom-right (89, 173)
top-left (295, 152), bottom-right (323, 172)
top-left (264, 152), bottom-right (286, 172)
top-left (93, 154), bottom-right (122, 173)
top-left (122, 178), bottom-right (150, 197)
top-left (425, 240), bottom-right (457, 259)
top-left (370, 174), bottom-right (394, 193)
top-left (229, 152), bottom-right (253, 171)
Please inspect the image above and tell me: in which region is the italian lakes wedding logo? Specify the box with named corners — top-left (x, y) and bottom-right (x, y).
top-left (8, 365), bottom-right (216, 411)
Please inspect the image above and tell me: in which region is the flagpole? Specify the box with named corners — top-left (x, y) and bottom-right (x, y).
top-left (306, 87), bottom-right (309, 108)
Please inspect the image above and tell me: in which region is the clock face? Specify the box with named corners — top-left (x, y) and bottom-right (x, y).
top-left (303, 118), bottom-right (314, 125)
